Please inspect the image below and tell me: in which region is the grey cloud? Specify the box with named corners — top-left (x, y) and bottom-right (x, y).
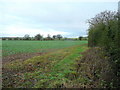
top-left (0, 1), bottom-right (118, 37)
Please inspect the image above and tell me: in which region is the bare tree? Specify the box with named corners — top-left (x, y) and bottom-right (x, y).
top-left (88, 11), bottom-right (117, 28)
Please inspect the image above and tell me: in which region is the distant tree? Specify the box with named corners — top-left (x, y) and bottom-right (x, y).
top-left (57, 34), bottom-right (62, 40)
top-left (2, 38), bottom-right (6, 40)
top-left (35, 34), bottom-right (43, 40)
top-left (78, 36), bottom-right (83, 40)
top-left (19, 38), bottom-right (23, 40)
top-left (24, 34), bottom-right (30, 40)
top-left (43, 38), bottom-right (47, 41)
top-left (75, 38), bottom-right (78, 40)
top-left (8, 38), bottom-right (12, 40)
top-left (47, 34), bottom-right (51, 40)
top-left (53, 35), bottom-right (57, 40)
top-left (64, 37), bottom-right (68, 40)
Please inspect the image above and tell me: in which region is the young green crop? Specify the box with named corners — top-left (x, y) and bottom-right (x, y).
top-left (2, 40), bottom-right (88, 56)
top-left (3, 44), bottom-right (88, 88)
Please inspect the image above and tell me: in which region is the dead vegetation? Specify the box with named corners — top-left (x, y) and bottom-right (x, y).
top-left (76, 47), bottom-right (116, 88)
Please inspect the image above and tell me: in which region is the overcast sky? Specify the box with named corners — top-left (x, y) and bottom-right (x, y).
top-left (0, 0), bottom-right (119, 38)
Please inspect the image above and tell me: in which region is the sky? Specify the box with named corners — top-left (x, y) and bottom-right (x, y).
top-left (0, 0), bottom-right (119, 38)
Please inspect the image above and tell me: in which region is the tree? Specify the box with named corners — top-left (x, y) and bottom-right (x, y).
top-left (88, 10), bottom-right (117, 47)
top-left (64, 37), bottom-right (68, 40)
top-left (56, 34), bottom-right (62, 40)
top-left (88, 10), bottom-right (120, 83)
top-left (24, 34), bottom-right (30, 40)
top-left (35, 34), bottom-right (43, 40)
top-left (53, 35), bottom-right (57, 40)
top-left (47, 34), bottom-right (51, 40)
top-left (78, 36), bottom-right (83, 40)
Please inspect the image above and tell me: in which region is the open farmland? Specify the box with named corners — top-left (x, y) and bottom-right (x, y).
top-left (3, 41), bottom-right (88, 88)
top-left (2, 40), bottom-right (115, 88)
top-left (2, 40), bottom-right (88, 57)
top-left (1, 1), bottom-right (120, 88)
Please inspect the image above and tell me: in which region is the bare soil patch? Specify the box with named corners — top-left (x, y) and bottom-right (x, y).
top-left (2, 48), bottom-right (61, 64)
top-left (2, 52), bottom-right (45, 64)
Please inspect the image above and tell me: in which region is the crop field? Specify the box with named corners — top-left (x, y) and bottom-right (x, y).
top-left (2, 40), bottom-right (90, 88)
top-left (2, 40), bottom-right (112, 88)
top-left (2, 40), bottom-right (88, 57)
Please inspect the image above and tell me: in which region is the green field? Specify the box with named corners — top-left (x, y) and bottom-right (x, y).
top-left (2, 40), bottom-right (88, 56)
top-left (3, 40), bottom-right (112, 88)
top-left (3, 40), bottom-right (89, 88)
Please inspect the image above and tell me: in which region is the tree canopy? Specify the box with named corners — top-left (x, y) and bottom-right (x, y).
top-left (88, 10), bottom-right (120, 81)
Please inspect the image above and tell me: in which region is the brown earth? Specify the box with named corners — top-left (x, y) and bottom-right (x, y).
top-left (2, 48), bottom-right (61, 64)
top-left (2, 52), bottom-right (44, 64)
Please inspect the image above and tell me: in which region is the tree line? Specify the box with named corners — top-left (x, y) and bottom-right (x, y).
top-left (23, 34), bottom-right (63, 40)
top-left (2, 34), bottom-right (87, 41)
top-left (88, 10), bottom-right (120, 86)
